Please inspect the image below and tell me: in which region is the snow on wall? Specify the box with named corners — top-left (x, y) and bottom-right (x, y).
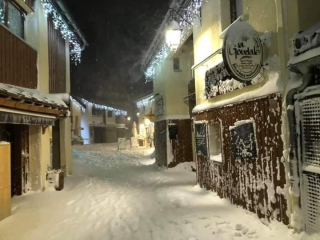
top-left (195, 95), bottom-right (289, 224)
top-left (167, 119), bottom-right (193, 168)
top-left (194, 56), bottom-right (283, 113)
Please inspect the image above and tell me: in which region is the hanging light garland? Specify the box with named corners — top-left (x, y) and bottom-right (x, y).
top-left (144, 0), bottom-right (203, 81)
top-left (41, 0), bottom-right (82, 64)
top-left (81, 98), bottom-right (127, 116)
top-left (70, 96), bottom-right (85, 113)
top-left (136, 95), bottom-right (154, 108)
top-left (0, 7), bottom-right (4, 24)
top-left (145, 43), bottom-right (169, 81)
top-left (179, 0), bottom-right (202, 39)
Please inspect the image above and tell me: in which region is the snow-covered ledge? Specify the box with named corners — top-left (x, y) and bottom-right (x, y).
top-left (193, 72), bottom-right (282, 113)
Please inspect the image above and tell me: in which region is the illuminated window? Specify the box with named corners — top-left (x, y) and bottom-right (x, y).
top-left (208, 123), bottom-right (222, 163)
top-left (0, 0), bottom-right (25, 39)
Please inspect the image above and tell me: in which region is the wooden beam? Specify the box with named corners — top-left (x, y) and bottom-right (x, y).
top-left (0, 98), bottom-right (68, 117)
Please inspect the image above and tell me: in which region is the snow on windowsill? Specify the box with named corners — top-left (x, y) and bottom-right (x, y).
top-left (294, 85), bottom-right (320, 100)
top-left (229, 119), bottom-right (254, 130)
top-left (288, 46), bottom-right (320, 66)
top-left (210, 153), bottom-right (222, 163)
top-left (302, 164), bottom-right (320, 175)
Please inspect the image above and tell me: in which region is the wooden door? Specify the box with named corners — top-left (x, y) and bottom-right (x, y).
top-left (52, 121), bottom-right (61, 169)
top-left (8, 125), bottom-right (29, 196)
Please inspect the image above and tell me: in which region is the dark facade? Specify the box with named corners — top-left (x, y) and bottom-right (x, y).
top-left (155, 119), bottom-right (193, 167)
top-left (194, 95), bottom-right (289, 224)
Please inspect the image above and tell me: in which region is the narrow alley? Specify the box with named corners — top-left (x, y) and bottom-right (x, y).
top-left (0, 144), bottom-right (312, 240)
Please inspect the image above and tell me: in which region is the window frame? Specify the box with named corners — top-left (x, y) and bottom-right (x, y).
top-left (92, 108), bottom-right (104, 116)
top-left (0, 0), bottom-right (25, 39)
top-left (208, 121), bottom-right (224, 164)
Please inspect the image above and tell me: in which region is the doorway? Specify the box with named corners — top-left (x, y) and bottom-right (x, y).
top-left (0, 124), bottom-right (29, 197)
top-left (94, 127), bottom-right (106, 143)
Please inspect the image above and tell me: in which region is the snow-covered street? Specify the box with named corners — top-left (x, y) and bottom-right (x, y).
top-left (0, 144), bottom-right (315, 240)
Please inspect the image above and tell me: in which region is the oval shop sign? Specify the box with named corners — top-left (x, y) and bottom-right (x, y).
top-left (222, 21), bottom-right (263, 82)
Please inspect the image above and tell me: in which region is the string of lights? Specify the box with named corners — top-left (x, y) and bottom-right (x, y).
top-left (81, 99), bottom-right (127, 116)
top-left (70, 96), bottom-right (85, 113)
top-left (144, 0), bottom-right (203, 81)
top-left (144, 43), bottom-right (169, 81)
top-left (41, 0), bottom-right (82, 64)
top-left (0, 8), bottom-right (4, 24)
top-left (136, 95), bottom-right (154, 108)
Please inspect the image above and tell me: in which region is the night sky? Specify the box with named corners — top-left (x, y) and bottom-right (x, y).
top-left (64, 0), bottom-right (170, 109)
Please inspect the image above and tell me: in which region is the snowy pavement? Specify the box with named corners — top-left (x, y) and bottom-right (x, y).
top-left (0, 144), bottom-right (316, 240)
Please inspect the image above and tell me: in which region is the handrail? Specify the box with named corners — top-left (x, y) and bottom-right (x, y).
top-left (191, 48), bottom-right (222, 70)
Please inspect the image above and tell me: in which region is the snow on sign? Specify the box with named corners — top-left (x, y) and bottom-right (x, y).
top-left (230, 120), bottom-right (257, 160)
top-left (222, 21), bottom-right (263, 82)
top-left (195, 123), bottom-right (208, 157)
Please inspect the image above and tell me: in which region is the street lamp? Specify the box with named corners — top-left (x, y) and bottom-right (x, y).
top-left (166, 20), bottom-right (181, 51)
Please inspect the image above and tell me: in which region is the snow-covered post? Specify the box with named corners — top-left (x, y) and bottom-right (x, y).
top-left (131, 122), bottom-right (139, 148)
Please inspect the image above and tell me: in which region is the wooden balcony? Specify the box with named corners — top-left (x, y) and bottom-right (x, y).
top-left (0, 24), bottom-right (37, 89)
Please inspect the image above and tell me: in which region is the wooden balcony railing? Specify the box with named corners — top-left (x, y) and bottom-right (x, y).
top-left (0, 24), bottom-right (37, 89)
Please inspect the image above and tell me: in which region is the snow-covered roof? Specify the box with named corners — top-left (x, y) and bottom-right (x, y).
top-left (294, 22), bottom-right (320, 56)
top-left (0, 83), bottom-right (68, 109)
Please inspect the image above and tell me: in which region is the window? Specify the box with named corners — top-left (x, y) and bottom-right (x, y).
top-left (173, 58), bottom-right (181, 72)
top-left (230, 0), bottom-right (243, 23)
top-left (208, 123), bottom-right (222, 163)
top-left (108, 111), bottom-right (113, 118)
top-left (0, 0), bottom-right (25, 39)
top-left (92, 108), bottom-right (104, 116)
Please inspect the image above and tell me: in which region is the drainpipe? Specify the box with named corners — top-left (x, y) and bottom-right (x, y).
top-left (286, 72), bottom-right (313, 196)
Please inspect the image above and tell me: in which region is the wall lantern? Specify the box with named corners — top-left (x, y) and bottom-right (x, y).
top-left (166, 20), bottom-right (181, 51)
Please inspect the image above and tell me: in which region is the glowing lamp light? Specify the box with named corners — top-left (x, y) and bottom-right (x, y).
top-left (127, 117), bottom-right (131, 121)
top-left (166, 20), bottom-right (181, 51)
top-left (144, 118), bottom-right (151, 126)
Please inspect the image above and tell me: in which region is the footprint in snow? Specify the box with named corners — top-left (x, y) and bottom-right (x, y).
top-left (216, 220), bottom-right (228, 225)
top-left (235, 224), bottom-right (249, 235)
top-left (182, 219), bottom-right (192, 224)
top-left (66, 200), bottom-right (76, 205)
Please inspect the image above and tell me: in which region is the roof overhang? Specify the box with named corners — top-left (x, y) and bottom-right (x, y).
top-left (0, 84), bottom-right (69, 118)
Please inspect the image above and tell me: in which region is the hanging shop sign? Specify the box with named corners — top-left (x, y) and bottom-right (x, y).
top-left (222, 21), bottom-right (263, 82)
top-left (195, 123), bottom-right (208, 157)
top-left (155, 97), bottom-right (164, 117)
